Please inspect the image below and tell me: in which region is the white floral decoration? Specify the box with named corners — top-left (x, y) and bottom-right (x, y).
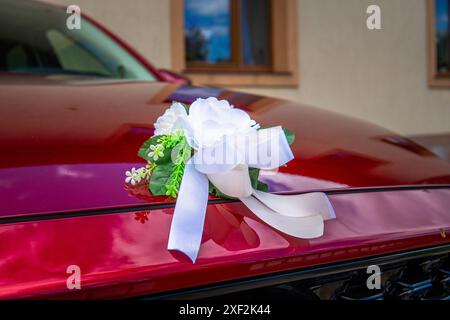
top-left (124, 166), bottom-right (152, 185)
top-left (125, 167), bottom-right (142, 186)
top-left (181, 97), bottom-right (259, 149)
top-left (148, 144), bottom-right (164, 161)
top-left (154, 102), bottom-right (187, 136)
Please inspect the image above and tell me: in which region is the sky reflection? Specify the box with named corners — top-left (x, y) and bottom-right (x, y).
top-left (184, 0), bottom-right (231, 63)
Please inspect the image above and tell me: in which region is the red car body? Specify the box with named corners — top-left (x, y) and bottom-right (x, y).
top-left (0, 1), bottom-right (449, 299)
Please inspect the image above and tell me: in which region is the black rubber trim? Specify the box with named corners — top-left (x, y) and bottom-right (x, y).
top-left (324, 184), bottom-right (450, 195)
top-left (0, 184), bottom-right (449, 225)
top-left (0, 198), bottom-right (234, 225)
top-left (143, 243), bottom-right (450, 300)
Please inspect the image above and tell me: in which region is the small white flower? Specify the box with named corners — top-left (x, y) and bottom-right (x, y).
top-left (148, 144), bottom-right (164, 161)
top-left (125, 167), bottom-right (145, 185)
top-left (125, 168), bottom-right (137, 185)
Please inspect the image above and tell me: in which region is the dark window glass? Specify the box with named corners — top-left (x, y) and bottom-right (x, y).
top-left (184, 0), bottom-right (232, 64)
top-left (435, 0), bottom-right (450, 74)
top-left (184, 0), bottom-right (271, 70)
top-left (0, 0), bottom-right (155, 80)
top-left (240, 0), bottom-right (270, 66)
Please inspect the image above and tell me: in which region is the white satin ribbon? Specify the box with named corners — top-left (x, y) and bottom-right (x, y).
top-left (167, 158), bottom-right (209, 262)
top-left (168, 127), bottom-right (336, 262)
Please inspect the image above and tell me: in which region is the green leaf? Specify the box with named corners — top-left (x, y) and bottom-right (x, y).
top-left (149, 162), bottom-right (175, 196)
top-left (282, 127), bottom-right (295, 145)
top-left (138, 135), bottom-right (163, 162)
top-left (249, 167), bottom-right (269, 192)
top-left (248, 167), bottom-right (260, 189)
top-left (153, 146), bottom-right (172, 165)
top-left (178, 102), bottom-right (189, 114)
top-left (256, 181), bottom-right (269, 192)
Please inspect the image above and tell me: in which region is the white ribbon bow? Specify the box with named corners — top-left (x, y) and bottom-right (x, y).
top-left (168, 126), bottom-right (336, 262)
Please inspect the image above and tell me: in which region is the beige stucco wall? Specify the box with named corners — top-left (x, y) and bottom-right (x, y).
top-left (50, 0), bottom-right (450, 135)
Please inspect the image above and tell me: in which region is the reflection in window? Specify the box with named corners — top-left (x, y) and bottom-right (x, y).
top-left (241, 0), bottom-right (270, 66)
top-left (46, 30), bottom-right (113, 77)
top-left (435, 0), bottom-right (449, 75)
top-left (0, 1), bottom-right (155, 80)
top-left (185, 0), bottom-right (232, 64)
top-left (184, 0), bottom-right (271, 70)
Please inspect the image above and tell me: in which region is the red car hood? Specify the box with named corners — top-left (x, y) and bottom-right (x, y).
top-left (1, 75), bottom-right (450, 299)
top-left (1, 74), bottom-right (450, 218)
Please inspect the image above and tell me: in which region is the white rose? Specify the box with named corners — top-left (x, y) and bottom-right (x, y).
top-left (154, 102), bottom-right (187, 136)
top-left (182, 97), bottom-right (258, 149)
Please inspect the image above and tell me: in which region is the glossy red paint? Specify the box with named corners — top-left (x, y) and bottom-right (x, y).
top-left (1, 75), bottom-right (449, 298)
top-left (1, 0), bottom-right (450, 299)
top-left (1, 76), bottom-right (450, 218)
top-left (0, 189), bottom-right (449, 299)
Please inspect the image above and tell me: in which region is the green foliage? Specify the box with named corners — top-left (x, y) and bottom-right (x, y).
top-left (139, 131), bottom-right (190, 166)
top-left (178, 102), bottom-right (189, 113)
top-left (256, 180), bottom-right (269, 192)
top-left (282, 127), bottom-right (295, 145)
top-left (149, 162), bottom-right (174, 196)
top-left (144, 125), bottom-right (295, 199)
top-left (249, 167), bottom-right (260, 189)
top-left (249, 167), bottom-right (269, 193)
top-left (165, 149), bottom-right (188, 197)
top-left (148, 133), bottom-right (192, 198)
top-left (153, 147), bottom-right (171, 165)
top-left (138, 135), bottom-right (163, 162)
top-left (158, 131), bottom-right (184, 149)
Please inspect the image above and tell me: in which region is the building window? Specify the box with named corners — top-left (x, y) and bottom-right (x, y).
top-left (171, 0), bottom-right (298, 86)
top-left (428, 0), bottom-right (450, 87)
top-left (185, 0), bottom-right (271, 71)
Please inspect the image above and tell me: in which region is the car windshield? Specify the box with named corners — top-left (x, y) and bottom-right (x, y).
top-left (0, 0), bottom-right (156, 80)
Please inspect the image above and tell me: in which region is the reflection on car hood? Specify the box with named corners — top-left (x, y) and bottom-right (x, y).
top-left (1, 74), bottom-right (450, 217)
